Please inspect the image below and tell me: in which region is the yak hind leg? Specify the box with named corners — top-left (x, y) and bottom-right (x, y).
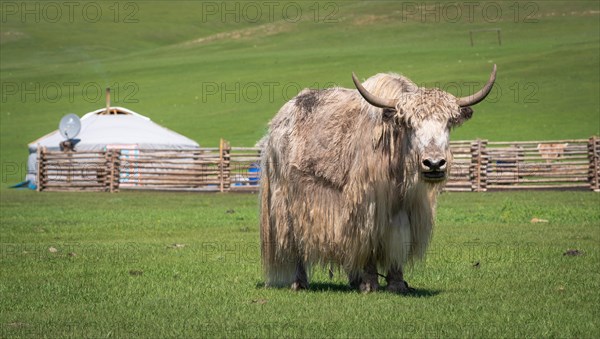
top-left (348, 258), bottom-right (379, 293)
top-left (291, 260), bottom-right (309, 291)
top-left (386, 265), bottom-right (414, 294)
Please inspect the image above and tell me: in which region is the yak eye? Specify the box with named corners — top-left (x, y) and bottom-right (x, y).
top-left (382, 108), bottom-right (396, 120)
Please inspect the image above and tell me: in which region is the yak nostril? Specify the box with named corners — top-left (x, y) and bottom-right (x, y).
top-left (438, 159), bottom-right (446, 168)
top-left (422, 159), bottom-right (433, 169)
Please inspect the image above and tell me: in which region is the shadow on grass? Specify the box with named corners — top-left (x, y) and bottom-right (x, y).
top-left (256, 281), bottom-right (441, 297)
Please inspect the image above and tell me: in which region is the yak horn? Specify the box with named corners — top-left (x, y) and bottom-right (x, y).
top-left (352, 72), bottom-right (396, 109)
top-left (457, 64), bottom-right (497, 107)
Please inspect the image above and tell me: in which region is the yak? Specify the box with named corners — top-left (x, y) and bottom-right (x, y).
top-left (260, 65), bottom-right (497, 293)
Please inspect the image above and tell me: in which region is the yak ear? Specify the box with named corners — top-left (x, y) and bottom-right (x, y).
top-left (460, 106), bottom-right (473, 120)
top-left (451, 106), bottom-right (473, 126)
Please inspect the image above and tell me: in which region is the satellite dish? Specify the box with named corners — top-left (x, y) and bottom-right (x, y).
top-left (58, 113), bottom-right (81, 140)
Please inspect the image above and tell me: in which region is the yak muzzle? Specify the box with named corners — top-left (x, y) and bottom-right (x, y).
top-left (421, 158), bottom-right (447, 182)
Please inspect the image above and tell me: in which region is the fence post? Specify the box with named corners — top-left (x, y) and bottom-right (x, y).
top-left (114, 150), bottom-right (121, 193)
top-left (36, 145), bottom-right (44, 191)
top-left (470, 139), bottom-right (488, 192)
top-left (107, 150), bottom-right (113, 192)
top-left (103, 150), bottom-right (109, 192)
top-left (481, 140), bottom-right (489, 191)
top-left (219, 139), bottom-right (224, 192)
top-left (219, 139), bottom-right (232, 192)
top-left (588, 136), bottom-right (600, 192)
top-left (106, 149), bottom-right (120, 193)
top-left (223, 140), bottom-right (231, 192)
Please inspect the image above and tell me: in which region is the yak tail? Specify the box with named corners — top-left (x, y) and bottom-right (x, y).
top-left (259, 158), bottom-right (296, 287)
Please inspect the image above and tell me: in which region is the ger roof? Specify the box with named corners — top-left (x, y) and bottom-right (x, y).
top-left (28, 107), bottom-right (199, 151)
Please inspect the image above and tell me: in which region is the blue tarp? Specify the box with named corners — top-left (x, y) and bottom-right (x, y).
top-left (10, 180), bottom-right (36, 190)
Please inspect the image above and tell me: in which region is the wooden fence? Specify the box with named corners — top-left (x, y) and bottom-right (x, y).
top-left (37, 137), bottom-right (600, 192)
top-left (36, 148), bottom-right (120, 192)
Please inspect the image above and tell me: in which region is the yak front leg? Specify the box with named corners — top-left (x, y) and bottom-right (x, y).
top-left (360, 259), bottom-right (379, 292)
top-left (348, 258), bottom-right (379, 292)
top-left (386, 265), bottom-right (413, 294)
top-left (348, 271), bottom-right (361, 290)
top-left (291, 260), bottom-right (309, 291)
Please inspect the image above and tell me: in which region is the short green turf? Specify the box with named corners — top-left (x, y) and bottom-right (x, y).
top-left (1, 190), bottom-right (598, 337)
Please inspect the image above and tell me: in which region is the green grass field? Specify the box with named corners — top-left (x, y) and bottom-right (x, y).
top-left (1, 191), bottom-right (599, 337)
top-left (1, 1), bottom-right (600, 337)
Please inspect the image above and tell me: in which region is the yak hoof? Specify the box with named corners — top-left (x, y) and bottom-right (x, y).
top-left (291, 281), bottom-right (308, 291)
top-left (386, 280), bottom-right (414, 294)
top-left (359, 281), bottom-right (379, 293)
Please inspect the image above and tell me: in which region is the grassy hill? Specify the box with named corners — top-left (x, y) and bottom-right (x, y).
top-left (1, 1), bottom-right (599, 186)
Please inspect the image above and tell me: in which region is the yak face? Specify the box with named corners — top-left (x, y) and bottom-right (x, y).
top-left (352, 65), bottom-right (496, 183)
top-left (410, 117), bottom-right (452, 183)
top-left (397, 89), bottom-right (473, 183)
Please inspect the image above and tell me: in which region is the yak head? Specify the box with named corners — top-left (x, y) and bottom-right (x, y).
top-left (352, 65), bottom-right (496, 183)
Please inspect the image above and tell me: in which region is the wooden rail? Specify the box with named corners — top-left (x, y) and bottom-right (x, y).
top-left (37, 149), bottom-right (120, 192)
top-left (36, 137), bottom-right (600, 192)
